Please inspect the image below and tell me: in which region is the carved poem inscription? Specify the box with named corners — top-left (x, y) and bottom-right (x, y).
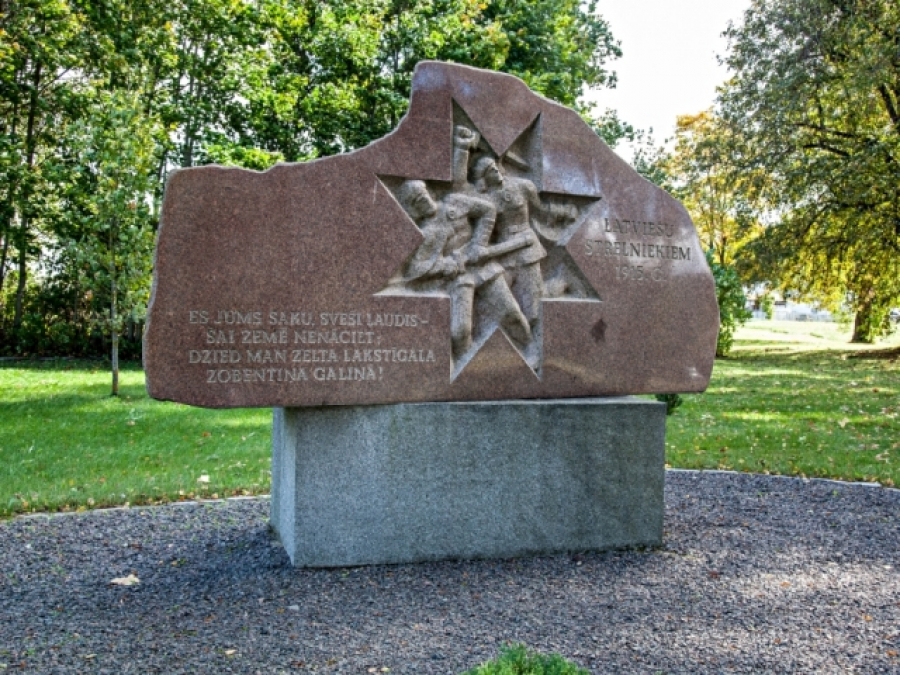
top-left (186, 309), bottom-right (435, 386)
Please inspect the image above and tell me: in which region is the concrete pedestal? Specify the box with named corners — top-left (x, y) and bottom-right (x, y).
top-left (271, 397), bottom-right (665, 567)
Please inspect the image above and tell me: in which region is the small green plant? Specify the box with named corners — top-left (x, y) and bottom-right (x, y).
top-left (655, 393), bottom-right (684, 415)
top-left (461, 643), bottom-right (589, 675)
top-left (707, 250), bottom-right (752, 357)
top-left (759, 293), bottom-right (774, 319)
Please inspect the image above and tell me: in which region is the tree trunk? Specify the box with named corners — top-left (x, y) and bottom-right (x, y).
top-left (110, 226), bottom-right (119, 396)
top-left (12, 226), bottom-right (27, 331)
top-left (14, 60), bottom-right (42, 333)
top-left (0, 228), bottom-right (9, 299)
top-left (111, 320), bottom-right (119, 396)
top-left (1, 102), bottom-right (20, 302)
top-left (851, 301), bottom-right (876, 344)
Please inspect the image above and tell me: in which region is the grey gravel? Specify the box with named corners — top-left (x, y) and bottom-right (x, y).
top-left (1, 470), bottom-right (898, 674)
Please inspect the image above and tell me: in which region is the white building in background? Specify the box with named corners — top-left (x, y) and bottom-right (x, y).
top-left (767, 301), bottom-right (833, 322)
top-left (745, 284), bottom-right (835, 322)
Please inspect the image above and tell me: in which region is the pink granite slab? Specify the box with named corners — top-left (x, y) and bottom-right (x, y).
top-left (144, 61), bottom-right (719, 408)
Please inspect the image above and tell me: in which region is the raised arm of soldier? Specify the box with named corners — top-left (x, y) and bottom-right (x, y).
top-left (452, 125), bottom-right (480, 191)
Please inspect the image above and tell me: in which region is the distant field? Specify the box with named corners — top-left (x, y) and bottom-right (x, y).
top-left (732, 318), bottom-right (900, 353)
top-left (1, 320), bottom-right (898, 517)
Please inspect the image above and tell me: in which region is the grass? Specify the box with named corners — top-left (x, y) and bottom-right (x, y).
top-left (461, 643), bottom-right (589, 674)
top-left (1, 360), bottom-right (271, 517)
top-left (666, 320), bottom-right (900, 487)
top-left (1, 319), bottom-right (898, 518)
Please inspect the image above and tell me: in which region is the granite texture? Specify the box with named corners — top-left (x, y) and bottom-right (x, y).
top-left (270, 398), bottom-right (665, 567)
top-left (145, 61), bottom-right (719, 408)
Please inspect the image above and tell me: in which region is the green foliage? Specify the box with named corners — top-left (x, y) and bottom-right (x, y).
top-left (62, 90), bottom-right (158, 393)
top-left (655, 393), bottom-right (684, 416)
top-left (718, 0), bottom-right (900, 343)
top-left (0, 0), bottom-right (86, 339)
top-left (462, 644), bottom-right (589, 675)
top-left (708, 250), bottom-right (752, 357)
top-left (244, 0), bottom-right (625, 161)
top-left (590, 109), bottom-right (638, 151)
top-left (661, 111), bottom-right (763, 267)
top-left (1, 0), bottom-right (632, 357)
top-left (631, 136), bottom-right (670, 188)
top-left (759, 293), bottom-right (774, 320)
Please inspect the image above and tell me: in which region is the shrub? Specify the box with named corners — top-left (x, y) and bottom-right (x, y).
top-left (655, 392), bottom-right (684, 415)
top-left (758, 293), bottom-right (774, 320)
top-left (461, 643), bottom-right (589, 675)
top-left (708, 250), bottom-right (751, 357)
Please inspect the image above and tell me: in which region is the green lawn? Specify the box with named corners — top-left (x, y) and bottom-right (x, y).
top-left (1, 320), bottom-right (898, 517)
top-left (667, 320), bottom-right (899, 486)
top-left (1, 361), bottom-right (271, 517)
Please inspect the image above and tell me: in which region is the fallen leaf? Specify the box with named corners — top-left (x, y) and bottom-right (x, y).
top-left (110, 574), bottom-right (140, 586)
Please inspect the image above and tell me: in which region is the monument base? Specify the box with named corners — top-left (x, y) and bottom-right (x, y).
top-left (271, 398), bottom-right (665, 567)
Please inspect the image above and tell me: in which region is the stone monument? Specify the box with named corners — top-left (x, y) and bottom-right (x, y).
top-left (145, 62), bottom-right (719, 566)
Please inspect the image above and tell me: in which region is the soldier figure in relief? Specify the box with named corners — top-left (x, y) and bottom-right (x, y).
top-left (392, 126), bottom-right (531, 367)
top-left (469, 155), bottom-right (547, 368)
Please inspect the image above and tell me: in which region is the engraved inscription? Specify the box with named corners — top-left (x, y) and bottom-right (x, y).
top-left (615, 265), bottom-right (665, 283)
top-left (603, 218), bottom-right (676, 238)
top-left (185, 308), bottom-right (434, 387)
top-left (582, 218), bottom-right (692, 284)
top-left (584, 240), bottom-right (691, 261)
top-left (379, 104), bottom-right (602, 380)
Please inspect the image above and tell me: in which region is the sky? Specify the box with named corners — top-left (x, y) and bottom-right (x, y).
top-left (586, 0), bottom-right (752, 158)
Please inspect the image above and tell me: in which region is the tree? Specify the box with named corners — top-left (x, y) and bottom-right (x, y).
top-left (719, 0), bottom-right (900, 342)
top-left (708, 250), bottom-right (752, 357)
top-left (662, 111), bottom-right (762, 267)
top-left (242, 0), bottom-right (625, 162)
top-left (1, 0), bottom-right (634, 357)
top-left (0, 0), bottom-right (85, 336)
top-left (64, 91), bottom-right (157, 394)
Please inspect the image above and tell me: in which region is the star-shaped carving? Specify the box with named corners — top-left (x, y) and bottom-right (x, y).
top-left (378, 101), bottom-right (602, 381)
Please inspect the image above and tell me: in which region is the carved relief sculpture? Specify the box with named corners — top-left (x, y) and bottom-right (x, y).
top-left (382, 116), bottom-right (600, 380)
top-left (144, 61), bottom-right (719, 408)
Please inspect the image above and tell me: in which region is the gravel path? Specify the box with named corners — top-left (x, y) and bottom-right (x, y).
top-left (1, 470), bottom-right (898, 674)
